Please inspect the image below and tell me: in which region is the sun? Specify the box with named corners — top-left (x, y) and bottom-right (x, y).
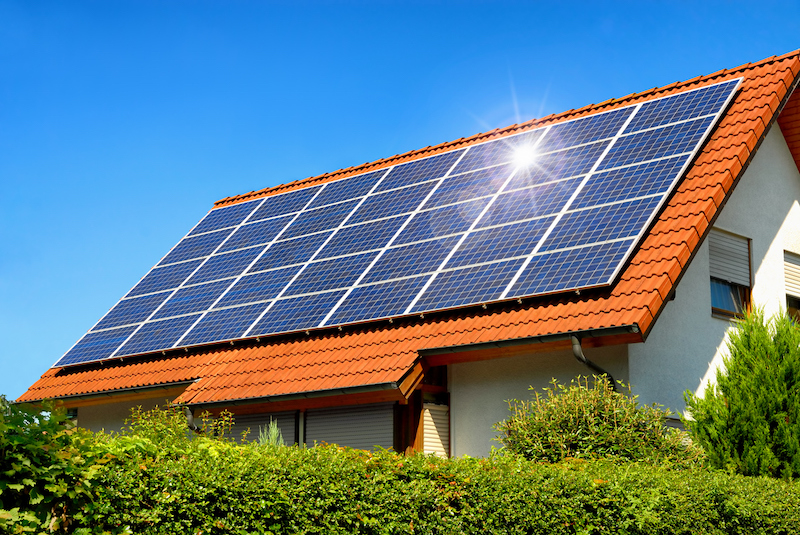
top-left (513, 144), bottom-right (538, 168)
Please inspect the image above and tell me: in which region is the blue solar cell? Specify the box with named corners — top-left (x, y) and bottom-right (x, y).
top-left (248, 186), bottom-right (323, 222)
top-left (54, 326), bottom-right (138, 367)
top-left (317, 215), bottom-right (407, 259)
top-left (362, 236), bottom-right (459, 284)
top-left (506, 141), bottom-right (610, 191)
top-left (186, 247), bottom-right (263, 285)
top-left (251, 290), bottom-right (347, 336)
top-left (307, 170), bottom-right (385, 209)
top-left (218, 215), bottom-right (293, 253)
top-left (394, 198), bottom-right (489, 246)
top-left (93, 291), bottom-right (172, 330)
top-left (326, 275), bottom-right (429, 324)
top-left (284, 251), bottom-right (378, 296)
top-left (624, 80), bottom-right (738, 134)
top-left (348, 181), bottom-right (436, 225)
top-left (376, 150), bottom-right (466, 192)
top-left (425, 164), bottom-right (512, 208)
top-left (189, 200), bottom-right (259, 236)
top-left (215, 266), bottom-right (302, 308)
top-left (478, 177), bottom-right (581, 228)
top-left (447, 217), bottom-right (555, 269)
top-left (158, 228), bottom-right (233, 266)
top-left (126, 259), bottom-right (203, 297)
top-left (508, 239), bottom-right (634, 296)
top-left (571, 155), bottom-right (686, 210)
top-left (152, 280), bottom-right (231, 319)
top-left (248, 230), bottom-right (333, 272)
top-left (117, 315), bottom-right (201, 356)
top-left (540, 197), bottom-right (661, 252)
top-left (281, 200), bottom-right (359, 239)
top-left (181, 303), bottom-right (269, 345)
top-left (410, 258), bottom-right (525, 313)
top-left (537, 107), bottom-right (634, 153)
top-left (451, 130), bottom-right (545, 174)
top-left (599, 116), bottom-right (714, 171)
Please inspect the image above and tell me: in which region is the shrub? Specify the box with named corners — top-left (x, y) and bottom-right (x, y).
top-left (495, 375), bottom-right (703, 465)
top-left (0, 396), bottom-right (107, 533)
top-left (258, 418), bottom-right (285, 447)
top-left (684, 308), bottom-right (800, 479)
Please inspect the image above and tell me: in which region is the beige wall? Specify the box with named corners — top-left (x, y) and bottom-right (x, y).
top-left (629, 125), bottom-right (800, 415)
top-left (448, 344), bottom-right (628, 457)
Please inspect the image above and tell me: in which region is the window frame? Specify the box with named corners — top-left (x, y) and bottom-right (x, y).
top-left (708, 229), bottom-right (751, 320)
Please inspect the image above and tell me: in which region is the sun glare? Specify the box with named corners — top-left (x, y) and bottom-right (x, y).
top-left (513, 144), bottom-right (538, 168)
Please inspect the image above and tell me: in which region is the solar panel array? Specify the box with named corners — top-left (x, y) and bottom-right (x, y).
top-left (55, 78), bottom-right (741, 367)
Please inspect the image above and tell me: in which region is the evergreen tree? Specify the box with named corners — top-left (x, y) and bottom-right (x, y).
top-left (684, 309), bottom-right (800, 479)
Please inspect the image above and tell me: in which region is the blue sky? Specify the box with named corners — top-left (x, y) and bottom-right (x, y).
top-left (2, 0), bottom-right (799, 400)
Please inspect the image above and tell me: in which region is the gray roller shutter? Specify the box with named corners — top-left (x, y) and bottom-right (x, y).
top-left (228, 411), bottom-right (295, 444)
top-left (423, 404), bottom-right (449, 458)
top-left (709, 229), bottom-right (750, 286)
top-left (305, 403), bottom-right (394, 451)
top-left (785, 252), bottom-right (800, 298)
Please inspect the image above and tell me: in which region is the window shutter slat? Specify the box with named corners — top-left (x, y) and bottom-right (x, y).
top-left (709, 230), bottom-right (750, 286)
top-left (305, 403), bottom-right (394, 451)
top-left (785, 252), bottom-right (800, 298)
top-left (423, 403), bottom-right (449, 458)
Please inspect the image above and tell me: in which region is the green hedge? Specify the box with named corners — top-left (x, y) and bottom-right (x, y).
top-left (5, 403), bottom-right (800, 534)
top-left (89, 438), bottom-right (800, 534)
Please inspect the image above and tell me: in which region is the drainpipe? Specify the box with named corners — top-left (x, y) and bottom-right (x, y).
top-left (570, 335), bottom-right (618, 392)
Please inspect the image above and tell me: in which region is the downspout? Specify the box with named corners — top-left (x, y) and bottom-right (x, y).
top-left (570, 335), bottom-right (618, 392)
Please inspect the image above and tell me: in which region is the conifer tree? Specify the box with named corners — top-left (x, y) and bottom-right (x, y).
top-left (684, 309), bottom-right (800, 479)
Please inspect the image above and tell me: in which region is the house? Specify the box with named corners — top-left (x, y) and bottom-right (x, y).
top-left (18, 51), bottom-right (800, 458)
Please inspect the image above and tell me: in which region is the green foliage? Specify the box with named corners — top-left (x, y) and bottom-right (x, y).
top-left (685, 308), bottom-right (800, 479)
top-left (258, 418), bottom-right (285, 447)
top-left (0, 395), bottom-right (110, 534)
top-left (495, 375), bottom-right (703, 466)
top-left (87, 437), bottom-right (800, 534)
top-left (7, 402), bottom-right (800, 533)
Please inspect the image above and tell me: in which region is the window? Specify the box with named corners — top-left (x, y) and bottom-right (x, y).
top-left (784, 251), bottom-right (800, 321)
top-left (708, 229), bottom-right (751, 318)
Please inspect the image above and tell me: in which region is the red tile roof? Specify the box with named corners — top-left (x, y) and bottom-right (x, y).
top-left (19, 51), bottom-right (800, 406)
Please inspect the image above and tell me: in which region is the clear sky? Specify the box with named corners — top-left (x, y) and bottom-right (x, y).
top-left (2, 0), bottom-right (799, 401)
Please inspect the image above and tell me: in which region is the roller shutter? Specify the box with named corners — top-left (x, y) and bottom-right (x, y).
top-left (785, 252), bottom-right (800, 298)
top-left (423, 404), bottom-right (449, 458)
top-left (709, 229), bottom-right (750, 286)
top-left (228, 411), bottom-right (296, 444)
top-left (305, 403), bottom-right (394, 451)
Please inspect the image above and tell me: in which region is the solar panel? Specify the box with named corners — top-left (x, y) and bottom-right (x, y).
top-left (55, 78), bottom-right (741, 367)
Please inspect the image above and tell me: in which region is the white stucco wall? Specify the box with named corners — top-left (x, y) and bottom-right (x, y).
top-left (629, 125), bottom-right (800, 414)
top-left (449, 344), bottom-right (628, 457)
top-left (77, 395), bottom-right (169, 434)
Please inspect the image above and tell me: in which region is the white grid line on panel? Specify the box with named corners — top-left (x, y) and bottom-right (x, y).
top-left (241, 168), bottom-right (394, 337)
top-left (318, 148), bottom-right (471, 327)
top-left (597, 76), bottom-right (743, 292)
top-left (106, 195), bottom-right (277, 359)
top-left (402, 125), bottom-right (553, 315)
top-left (51, 195), bottom-right (269, 367)
top-left (498, 102), bottom-right (642, 300)
top-left (173, 185), bottom-right (336, 347)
